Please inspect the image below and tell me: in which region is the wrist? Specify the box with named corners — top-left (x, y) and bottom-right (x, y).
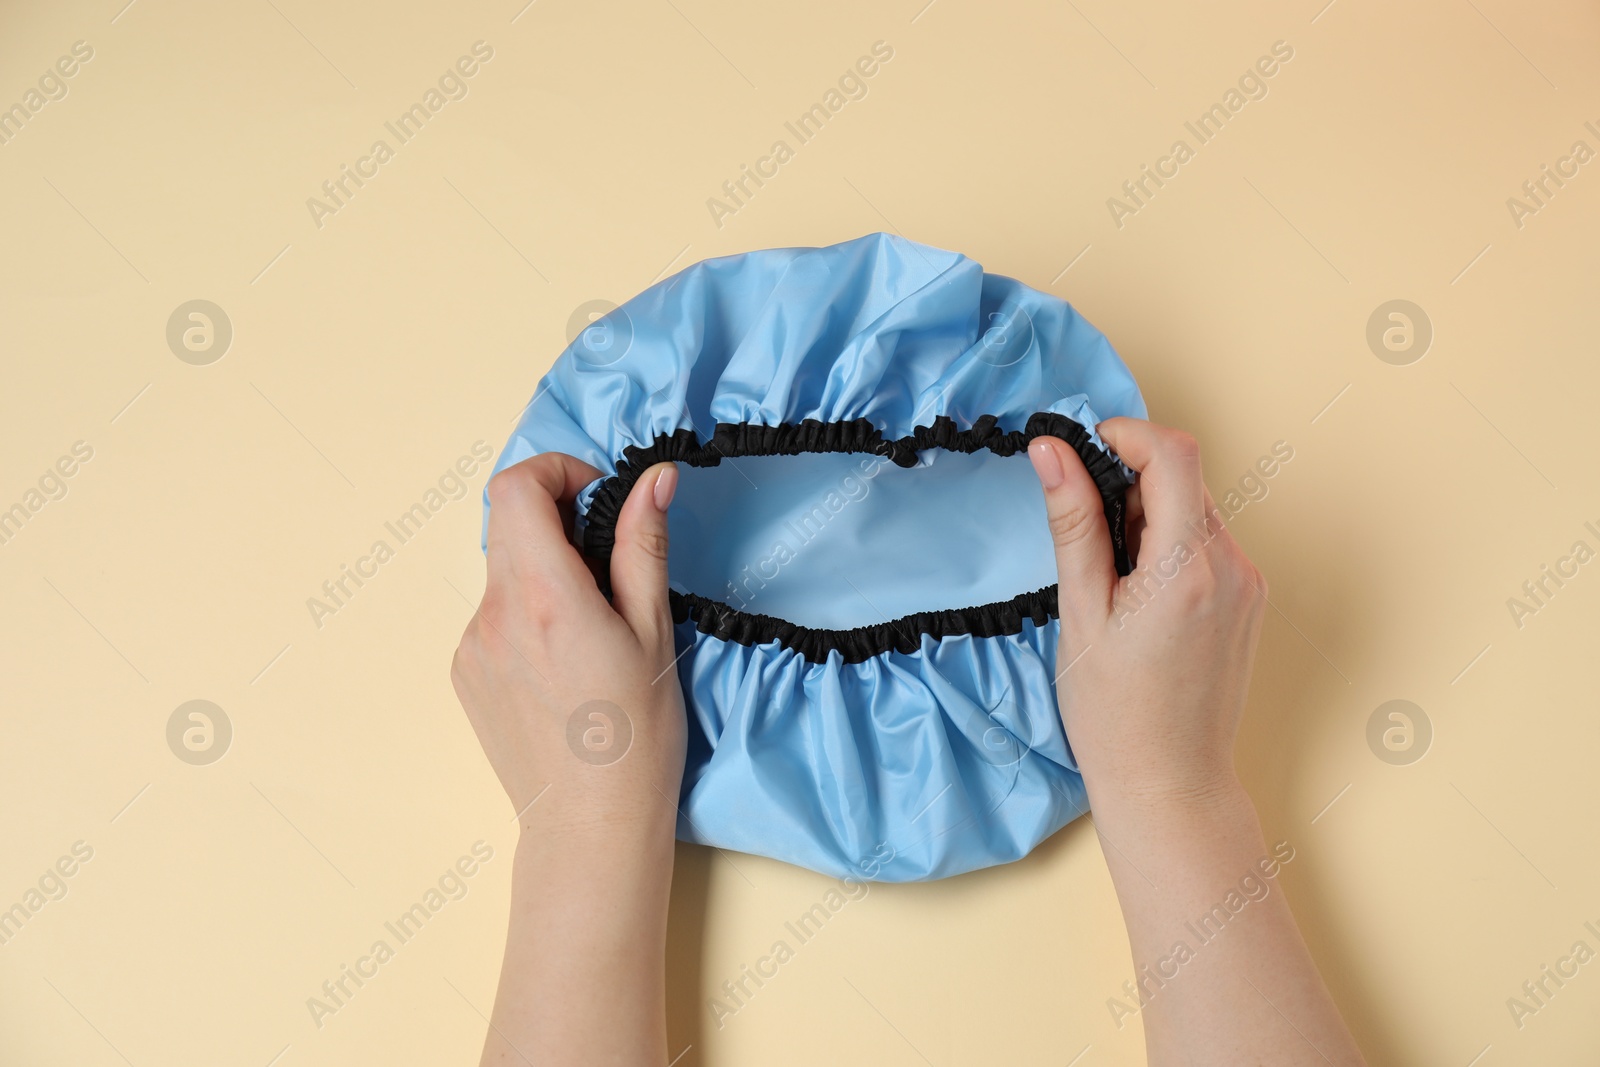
top-left (1083, 767), bottom-right (1255, 839)
top-left (513, 738), bottom-right (684, 836)
top-left (513, 780), bottom-right (679, 884)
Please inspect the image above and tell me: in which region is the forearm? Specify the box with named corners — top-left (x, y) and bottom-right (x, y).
top-left (456, 456), bottom-right (690, 1064)
top-left (1088, 777), bottom-right (1366, 1066)
top-left (482, 809), bottom-right (678, 1066)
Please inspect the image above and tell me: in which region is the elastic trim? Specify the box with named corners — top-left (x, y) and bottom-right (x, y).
top-left (670, 585), bottom-right (1066, 665)
top-left (582, 413), bottom-right (1131, 664)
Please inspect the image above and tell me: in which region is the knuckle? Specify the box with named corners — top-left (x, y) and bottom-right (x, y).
top-left (1231, 550), bottom-right (1267, 598)
top-left (1174, 558), bottom-right (1220, 610)
top-left (523, 594), bottom-right (562, 632)
top-left (475, 592), bottom-right (559, 657)
top-left (475, 590), bottom-right (511, 631)
top-left (473, 588), bottom-right (524, 639)
top-left (486, 462), bottom-right (533, 507)
top-left (1048, 503), bottom-right (1101, 549)
top-left (1219, 543), bottom-right (1264, 595)
top-left (631, 526), bottom-right (671, 564)
top-left (1162, 429), bottom-right (1201, 461)
top-left (496, 585), bottom-right (554, 632)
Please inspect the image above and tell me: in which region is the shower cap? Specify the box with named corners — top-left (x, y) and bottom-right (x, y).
top-left (488, 232), bottom-right (1146, 881)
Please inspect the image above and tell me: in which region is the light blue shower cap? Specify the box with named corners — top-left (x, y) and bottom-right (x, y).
top-left (489, 232), bottom-right (1146, 881)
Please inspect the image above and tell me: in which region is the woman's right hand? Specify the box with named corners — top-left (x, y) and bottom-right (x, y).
top-left (1029, 417), bottom-right (1366, 1067)
top-left (1027, 417), bottom-right (1267, 813)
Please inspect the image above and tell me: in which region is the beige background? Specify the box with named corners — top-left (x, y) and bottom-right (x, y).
top-left (2, 0), bottom-right (1597, 1063)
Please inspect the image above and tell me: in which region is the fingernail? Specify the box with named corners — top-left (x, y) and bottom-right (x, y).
top-left (1028, 440), bottom-right (1063, 489)
top-left (652, 464), bottom-right (678, 512)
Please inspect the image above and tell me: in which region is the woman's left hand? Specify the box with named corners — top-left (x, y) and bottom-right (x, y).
top-left (450, 453), bottom-right (686, 1067)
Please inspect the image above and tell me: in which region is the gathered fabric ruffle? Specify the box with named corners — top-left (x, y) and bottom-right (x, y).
top-left (580, 411), bottom-right (1132, 664)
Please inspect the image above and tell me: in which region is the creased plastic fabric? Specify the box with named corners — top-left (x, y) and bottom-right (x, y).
top-left (487, 233), bottom-right (1146, 881)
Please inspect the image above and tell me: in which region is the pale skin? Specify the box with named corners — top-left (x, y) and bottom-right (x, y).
top-left (451, 417), bottom-right (1367, 1066)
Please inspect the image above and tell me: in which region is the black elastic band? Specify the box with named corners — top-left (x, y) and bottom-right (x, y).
top-left (582, 413), bottom-right (1131, 664)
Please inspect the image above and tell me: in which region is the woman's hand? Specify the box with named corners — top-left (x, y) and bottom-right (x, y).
top-left (451, 454), bottom-right (685, 1067)
top-left (1027, 417), bottom-right (1266, 812)
top-left (1030, 418), bottom-right (1366, 1067)
top-left (453, 453), bottom-right (686, 834)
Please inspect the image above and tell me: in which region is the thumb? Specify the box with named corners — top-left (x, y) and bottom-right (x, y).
top-left (609, 462), bottom-right (679, 649)
top-left (1027, 437), bottom-right (1115, 624)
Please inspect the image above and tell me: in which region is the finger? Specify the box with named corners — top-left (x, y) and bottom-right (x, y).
top-left (485, 453), bottom-right (605, 593)
top-left (1096, 418), bottom-right (1207, 556)
top-left (609, 462), bottom-right (678, 649)
top-left (1195, 482), bottom-right (1246, 559)
top-left (1028, 436), bottom-right (1115, 624)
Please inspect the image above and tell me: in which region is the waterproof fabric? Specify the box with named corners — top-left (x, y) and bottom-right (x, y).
top-left (488, 232), bottom-right (1146, 881)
